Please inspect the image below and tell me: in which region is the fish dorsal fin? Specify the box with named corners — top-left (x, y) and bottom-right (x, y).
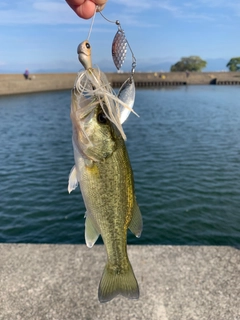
top-left (85, 212), bottom-right (100, 248)
top-left (68, 165), bottom-right (78, 194)
top-left (129, 199), bottom-right (143, 238)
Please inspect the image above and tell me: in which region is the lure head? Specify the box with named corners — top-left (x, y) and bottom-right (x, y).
top-left (77, 40), bottom-right (92, 70)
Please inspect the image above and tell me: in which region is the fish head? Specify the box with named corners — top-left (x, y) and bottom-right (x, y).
top-left (77, 40), bottom-right (92, 70)
top-left (71, 89), bottom-right (119, 162)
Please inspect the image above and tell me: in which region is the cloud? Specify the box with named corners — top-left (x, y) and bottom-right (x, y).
top-left (160, 0), bottom-right (240, 21)
top-left (0, 0), bottom-right (145, 27)
top-left (33, 1), bottom-right (67, 13)
top-left (111, 0), bottom-right (151, 10)
top-left (110, 0), bottom-right (222, 22)
top-left (194, 0), bottom-right (235, 7)
top-left (155, 1), bottom-right (180, 13)
top-left (0, 1), bottom-right (84, 25)
top-left (183, 0), bottom-right (240, 12)
top-left (1, 0), bottom-right (236, 27)
top-left (111, 0), bottom-right (181, 14)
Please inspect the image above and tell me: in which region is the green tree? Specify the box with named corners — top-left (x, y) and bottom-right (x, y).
top-left (170, 56), bottom-right (207, 72)
top-left (226, 57), bottom-right (240, 71)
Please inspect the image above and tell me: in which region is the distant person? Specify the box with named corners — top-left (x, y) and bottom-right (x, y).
top-left (66, 0), bottom-right (107, 19)
top-left (23, 69), bottom-right (31, 80)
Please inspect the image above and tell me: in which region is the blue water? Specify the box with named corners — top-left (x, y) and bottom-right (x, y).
top-left (0, 86), bottom-right (240, 245)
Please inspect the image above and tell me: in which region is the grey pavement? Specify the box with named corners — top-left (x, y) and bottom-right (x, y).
top-left (0, 244), bottom-right (240, 320)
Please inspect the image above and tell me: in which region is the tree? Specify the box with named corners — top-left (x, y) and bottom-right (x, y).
top-left (226, 57), bottom-right (240, 71)
top-left (170, 56), bottom-right (207, 72)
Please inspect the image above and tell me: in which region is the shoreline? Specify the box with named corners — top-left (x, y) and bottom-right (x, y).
top-left (0, 72), bottom-right (240, 96)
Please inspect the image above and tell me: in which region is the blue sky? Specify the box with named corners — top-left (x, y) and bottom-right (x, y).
top-left (0, 0), bottom-right (239, 73)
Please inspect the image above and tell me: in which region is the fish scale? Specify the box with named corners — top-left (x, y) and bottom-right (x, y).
top-left (112, 30), bottom-right (127, 70)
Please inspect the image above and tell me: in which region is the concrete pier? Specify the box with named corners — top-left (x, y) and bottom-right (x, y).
top-left (0, 72), bottom-right (240, 96)
top-left (0, 73), bottom-right (76, 96)
top-left (1, 244), bottom-right (239, 319)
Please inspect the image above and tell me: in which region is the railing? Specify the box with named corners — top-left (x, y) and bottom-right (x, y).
top-left (217, 81), bottom-right (240, 85)
top-left (112, 81), bottom-right (187, 88)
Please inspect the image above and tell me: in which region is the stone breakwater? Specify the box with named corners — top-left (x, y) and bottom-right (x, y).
top-left (0, 72), bottom-right (240, 96)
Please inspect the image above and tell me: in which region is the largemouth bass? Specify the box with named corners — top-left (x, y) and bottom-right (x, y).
top-left (68, 40), bottom-right (142, 303)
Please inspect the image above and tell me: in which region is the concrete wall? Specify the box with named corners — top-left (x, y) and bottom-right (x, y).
top-left (0, 72), bottom-right (240, 96)
top-left (107, 71), bottom-right (240, 86)
top-left (0, 73), bottom-right (76, 96)
top-left (1, 244), bottom-right (240, 319)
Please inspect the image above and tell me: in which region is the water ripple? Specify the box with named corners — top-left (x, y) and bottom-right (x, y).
top-left (1, 87), bottom-right (240, 245)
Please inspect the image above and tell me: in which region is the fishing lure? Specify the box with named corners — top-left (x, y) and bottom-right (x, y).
top-left (72, 9), bottom-right (138, 141)
top-left (100, 12), bottom-right (137, 125)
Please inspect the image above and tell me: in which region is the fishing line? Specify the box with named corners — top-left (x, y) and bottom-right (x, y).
top-left (87, 6), bottom-right (98, 40)
top-left (99, 11), bottom-right (116, 24)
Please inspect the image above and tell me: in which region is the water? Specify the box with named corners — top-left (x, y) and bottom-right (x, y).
top-left (0, 86), bottom-right (240, 245)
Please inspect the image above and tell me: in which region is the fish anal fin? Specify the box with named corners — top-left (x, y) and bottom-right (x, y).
top-left (129, 200), bottom-right (143, 238)
top-left (68, 165), bottom-right (78, 194)
top-left (85, 212), bottom-right (100, 248)
top-left (98, 261), bottom-right (139, 303)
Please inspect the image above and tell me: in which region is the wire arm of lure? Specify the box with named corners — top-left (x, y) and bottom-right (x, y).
top-left (99, 11), bottom-right (137, 74)
top-left (116, 21), bottom-right (137, 75)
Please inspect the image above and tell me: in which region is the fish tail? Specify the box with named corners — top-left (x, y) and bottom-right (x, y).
top-left (98, 260), bottom-right (139, 303)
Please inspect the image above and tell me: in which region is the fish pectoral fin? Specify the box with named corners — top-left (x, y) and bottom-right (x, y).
top-left (129, 200), bottom-right (143, 238)
top-left (68, 165), bottom-right (78, 194)
top-left (85, 212), bottom-right (100, 248)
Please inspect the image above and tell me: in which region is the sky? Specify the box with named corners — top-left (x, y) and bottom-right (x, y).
top-left (0, 0), bottom-right (239, 73)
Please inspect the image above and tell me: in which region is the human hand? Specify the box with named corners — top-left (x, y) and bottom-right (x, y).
top-left (66, 0), bottom-right (107, 19)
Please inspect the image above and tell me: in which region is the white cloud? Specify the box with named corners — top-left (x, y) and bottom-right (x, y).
top-left (161, 0), bottom-right (240, 21)
top-left (0, 1), bottom-right (84, 25)
top-left (111, 0), bottom-right (151, 10)
top-left (33, 1), bottom-right (67, 12)
top-left (183, 0), bottom-right (240, 12)
top-left (110, 0), bottom-right (226, 22)
top-left (1, 0), bottom-right (237, 26)
top-left (155, 1), bottom-right (180, 13)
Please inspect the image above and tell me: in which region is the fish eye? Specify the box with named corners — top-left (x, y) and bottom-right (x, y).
top-left (97, 112), bottom-right (107, 124)
top-left (86, 42), bottom-right (90, 49)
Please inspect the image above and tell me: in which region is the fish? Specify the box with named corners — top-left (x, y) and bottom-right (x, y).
top-left (68, 40), bottom-right (142, 303)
